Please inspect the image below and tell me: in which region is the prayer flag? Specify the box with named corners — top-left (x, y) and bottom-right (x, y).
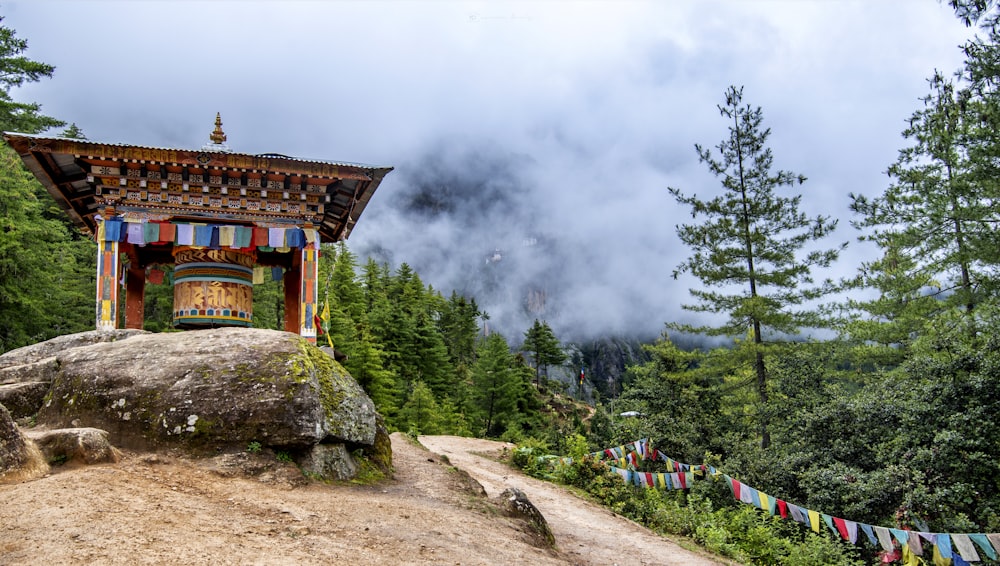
top-left (253, 226), bottom-right (269, 247)
top-left (219, 225), bottom-right (236, 247)
top-left (143, 221), bottom-right (159, 244)
top-left (875, 526), bottom-right (894, 552)
top-left (859, 523), bottom-right (878, 546)
top-left (808, 509), bottom-right (821, 533)
top-left (952, 534), bottom-right (979, 562)
top-left (935, 533), bottom-right (953, 560)
top-left (158, 221), bottom-right (175, 243)
top-left (126, 221), bottom-right (144, 244)
top-left (969, 534), bottom-right (996, 560)
top-left (194, 224), bottom-right (212, 247)
top-left (268, 227), bottom-right (284, 248)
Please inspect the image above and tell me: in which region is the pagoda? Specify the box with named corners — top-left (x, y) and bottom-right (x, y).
top-left (3, 115), bottom-right (392, 343)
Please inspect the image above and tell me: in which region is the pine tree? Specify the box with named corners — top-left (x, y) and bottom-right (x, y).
top-left (838, 243), bottom-right (940, 366)
top-left (853, 74), bottom-right (985, 303)
top-left (346, 321), bottom-right (398, 419)
top-left (522, 319), bottom-right (566, 386)
top-left (668, 85), bottom-right (845, 449)
top-left (0, 145), bottom-right (83, 350)
top-left (398, 381), bottom-right (442, 435)
top-left (438, 291), bottom-right (481, 368)
top-left (0, 18), bottom-right (63, 134)
top-left (471, 333), bottom-right (519, 437)
top-left (327, 242), bottom-right (364, 321)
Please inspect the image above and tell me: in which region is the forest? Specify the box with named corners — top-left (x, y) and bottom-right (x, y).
top-left (3, 2), bottom-right (1000, 564)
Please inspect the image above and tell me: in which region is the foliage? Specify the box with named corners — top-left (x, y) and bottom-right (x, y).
top-left (511, 447), bottom-right (863, 565)
top-left (0, 17), bottom-right (63, 134)
top-left (0, 144), bottom-right (93, 351)
top-left (668, 85), bottom-right (845, 448)
top-left (848, 71), bottom-right (994, 346)
top-left (0, 19), bottom-right (94, 353)
top-left (398, 380), bottom-right (442, 435)
top-left (470, 333), bottom-right (521, 437)
top-left (522, 318), bottom-right (567, 385)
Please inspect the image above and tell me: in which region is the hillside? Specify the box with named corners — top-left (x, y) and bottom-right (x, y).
top-left (0, 433), bottom-right (726, 566)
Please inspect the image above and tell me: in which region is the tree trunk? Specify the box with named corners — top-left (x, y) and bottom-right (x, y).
top-left (755, 345), bottom-right (770, 449)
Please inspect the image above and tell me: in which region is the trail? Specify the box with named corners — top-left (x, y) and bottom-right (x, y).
top-left (0, 433), bottom-right (730, 565)
top-left (419, 435), bottom-right (728, 566)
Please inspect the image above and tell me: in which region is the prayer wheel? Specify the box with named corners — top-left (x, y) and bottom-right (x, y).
top-left (172, 247), bottom-right (255, 327)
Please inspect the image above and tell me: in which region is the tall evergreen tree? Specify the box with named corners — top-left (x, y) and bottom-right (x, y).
top-left (851, 73), bottom-right (990, 317)
top-left (438, 291), bottom-right (481, 368)
top-left (398, 380), bottom-right (442, 435)
top-left (668, 85), bottom-right (844, 448)
top-left (347, 321), bottom-right (398, 418)
top-left (837, 242), bottom-right (940, 366)
top-left (471, 333), bottom-right (519, 437)
top-left (0, 18), bottom-right (63, 134)
top-left (0, 145), bottom-right (82, 350)
top-left (522, 319), bottom-right (566, 386)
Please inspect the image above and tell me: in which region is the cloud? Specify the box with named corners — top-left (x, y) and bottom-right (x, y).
top-left (2, 0), bottom-right (979, 341)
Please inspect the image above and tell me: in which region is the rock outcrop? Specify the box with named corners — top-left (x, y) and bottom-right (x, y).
top-left (0, 329), bottom-right (147, 370)
top-left (23, 427), bottom-right (122, 466)
top-left (0, 327), bottom-right (383, 481)
top-left (0, 329), bottom-right (147, 420)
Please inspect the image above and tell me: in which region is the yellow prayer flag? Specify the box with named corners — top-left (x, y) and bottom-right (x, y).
top-left (808, 510), bottom-right (821, 533)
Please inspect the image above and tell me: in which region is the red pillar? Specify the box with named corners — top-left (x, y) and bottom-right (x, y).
top-left (283, 253), bottom-right (301, 335)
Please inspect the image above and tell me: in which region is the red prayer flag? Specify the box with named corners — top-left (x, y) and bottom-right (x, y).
top-left (253, 226), bottom-right (269, 247)
top-left (834, 517), bottom-right (850, 540)
top-left (158, 222), bottom-right (176, 243)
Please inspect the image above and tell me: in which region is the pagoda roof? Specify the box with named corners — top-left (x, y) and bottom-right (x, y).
top-left (3, 132), bottom-right (393, 242)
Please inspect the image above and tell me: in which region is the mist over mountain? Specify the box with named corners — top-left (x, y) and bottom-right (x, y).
top-left (350, 141), bottom-right (682, 345)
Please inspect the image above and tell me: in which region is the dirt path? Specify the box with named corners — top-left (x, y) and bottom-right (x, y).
top-left (420, 435), bottom-right (727, 566)
top-left (0, 433), bottom-right (729, 565)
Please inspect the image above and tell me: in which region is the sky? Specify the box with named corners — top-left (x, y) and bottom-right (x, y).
top-left (2, 1), bottom-right (982, 342)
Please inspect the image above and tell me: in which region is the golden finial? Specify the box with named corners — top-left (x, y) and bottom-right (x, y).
top-left (210, 113), bottom-right (227, 144)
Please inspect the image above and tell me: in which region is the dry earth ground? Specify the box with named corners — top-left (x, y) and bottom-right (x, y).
top-left (0, 433), bottom-right (728, 565)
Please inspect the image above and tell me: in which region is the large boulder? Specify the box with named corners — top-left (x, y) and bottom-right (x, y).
top-left (0, 330), bottom-right (146, 419)
top-left (0, 329), bottom-right (147, 370)
top-left (0, 403), bottom-right (48, 483)
top-left (0, 381), bottom-right (50, 419)
top-left (32, 328), bottom-right (376, 457)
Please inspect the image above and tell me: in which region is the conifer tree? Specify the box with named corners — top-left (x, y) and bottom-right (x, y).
top-left (668, 85), bottom-right (844, 448)
top-left (438, 291), bottom-right (481, 368)
top-left (851, 73), bottom-right (989, 317)
top-left (0, 18), bottom-right (63, 134)
top-left (399, 381), bottom-right (442, 435)
top-left (838, 243), bottom-right (940, 366)
top-left (522, 319), bottom-right (566, 386)
top-left (347, 321), bottom-right (398, 418)
top-left (471, 333), bottom-right (519, 437)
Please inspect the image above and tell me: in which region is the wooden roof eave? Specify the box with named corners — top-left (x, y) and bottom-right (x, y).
top-left (16, 145), bottom-right (93, 235)
top-left (3, 132), bottom-right (393, 242)
top-left (337, 166), bottom-right (392, 241)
